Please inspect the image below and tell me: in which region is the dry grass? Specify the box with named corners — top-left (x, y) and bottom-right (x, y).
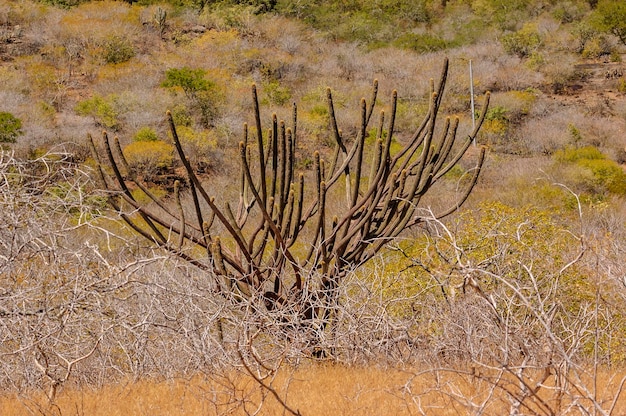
top-left (2, 365), bottom-right (625, 416)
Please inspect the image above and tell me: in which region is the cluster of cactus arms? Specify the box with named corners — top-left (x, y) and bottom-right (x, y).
top-left (89, 59), bottom-right (489, 326)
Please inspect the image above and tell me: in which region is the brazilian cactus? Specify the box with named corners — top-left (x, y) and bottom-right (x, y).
top-left (89, 58), bottom-right (490, 346)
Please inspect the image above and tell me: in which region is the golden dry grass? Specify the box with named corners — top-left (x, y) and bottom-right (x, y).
top-left (2, 365), bottom-right (625, 415)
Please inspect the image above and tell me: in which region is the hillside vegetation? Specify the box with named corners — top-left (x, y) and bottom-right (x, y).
top-left (1, 0), bottom-right (626, 414)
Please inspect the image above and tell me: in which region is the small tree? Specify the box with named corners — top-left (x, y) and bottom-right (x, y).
top-left (0, 112), bottom-right (23, 143)
top-left (593, 0), bottom-right (626, 45)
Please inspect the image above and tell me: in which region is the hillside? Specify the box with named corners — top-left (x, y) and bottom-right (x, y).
top-left (0, 0), bottom-right (625, 197)
top-left (1, 1), bottom-right (626, 414)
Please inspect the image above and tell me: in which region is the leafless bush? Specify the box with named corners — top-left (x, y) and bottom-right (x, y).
top-left (3, 148), bottom-right (626, 415)
top-left (0, 151), bottom-right (221, 398)
top-left (399, 199), bottom-right (626, 415)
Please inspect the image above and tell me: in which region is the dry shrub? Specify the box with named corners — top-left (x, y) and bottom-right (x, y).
top-left (92, 62), bottom-right (170, 131)
top-left (574, 113), bottom-right (626, 151)
top-left (57, 1), bottom-right (140, 41)
top-left (514, 105), bottom-right (588, 155)
top-left (513, 101), bottom-right (626, 158)
top-left (491, 55), bottom-right (545, 91)
top-left (250, 15), bottom-right (309, 55)
top-left (367, 47), bottom-right (433, 91)
top-left (2, 152), bottom-right (626, 415)
top-left (515, 117), bottom-right (569, 155)
top-left (0, 65), bottom-right (30, 120)
top-left (49, 0), bottom-right (151, 72)
top-left (540, 52), bottom-right (580, 93)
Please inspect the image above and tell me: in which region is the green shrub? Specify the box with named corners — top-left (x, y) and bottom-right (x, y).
top-left (501, 23), bottom-right (542, 58)
top-left (275, 0), bottom-right (430, 46)
top-left (479, 105), bottom-right (509, 138)
top-left (39, 0), bottom-right (86, 7)
top-left (593, 0), bottom-right (626, 45)
top-left (485, 105), bottom-right (509, 123)
top-left (75, 94), bottom-right (119, 129)
top-left (162, 67), bottom-right (220, 127)
top-left (526, 51), bottom-right (545, 70)
top-left (581, 35), bottom-right (611, 58)
top-left (262, 80), bottom-right (291, 106)
top-left (133, 127), bottom-right (159, 142)
top-left (581, 158), bottom-right (626, 194)
top-left (170, 104), bottom-right (193, 127)
top-left (162, 67), bottom-right (214, 98)
top-left (552, 1), bottom-right (587, 23)
top-left (610, 50), bottom-right (622, 62)
top-left (554, 145), bottom-right (626, 196)
top-left (101, 35), bottom-right (135, 64)
top-left (393, 33), bottom-right (450, 53)
top-left (567, 124), bottom-right (583, 145)
top-left (0, 112), bottom-right (23, 143)
top-left (332, 11), bottom-right (389, 44)
top-left (471, 0), bottom-right (530, 30)
top-left (554, 145), bottom-right (605, 163)
top-left (572, 22), bottom-right (601, 54)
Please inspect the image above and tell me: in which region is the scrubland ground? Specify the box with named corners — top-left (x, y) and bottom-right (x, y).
top-left (2, 366), bottom-right (626, 415)
top-left (1, 0), bottom-right (626, 414)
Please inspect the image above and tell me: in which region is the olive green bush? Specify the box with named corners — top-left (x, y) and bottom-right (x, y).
top-left (554, 145), bottom-right (626, 197)
top-left (501, 23), bottom-right (542, 58)
top-left (593, 0), bottom-right (626, 45)
top-left (100, 35), bottom-right (135, 64)
top-left (0, 112), bottom-right (23, 143)
top-left (75, 95), bottom-right (120, 130)
top-left (133, 126), bottom-right (159, 142)
top-left (161, 67), bottom-right (221, 128)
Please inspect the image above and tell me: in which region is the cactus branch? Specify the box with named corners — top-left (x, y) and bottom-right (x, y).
top-left (93, 59), bottom-right (489, 341)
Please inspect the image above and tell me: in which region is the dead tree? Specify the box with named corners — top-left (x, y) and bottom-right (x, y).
top-left (89, 59), bottom-right (490, 347)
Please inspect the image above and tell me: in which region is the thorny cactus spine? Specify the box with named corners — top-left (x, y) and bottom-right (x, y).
top-left (89, 58), bottom-right (490, 339)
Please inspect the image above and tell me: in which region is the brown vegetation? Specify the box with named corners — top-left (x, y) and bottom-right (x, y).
top-left (2, 0), bottom-right (626, 414)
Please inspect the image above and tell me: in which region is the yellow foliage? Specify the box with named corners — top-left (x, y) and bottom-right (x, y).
top-left (183, 30), bottom-right (293, 88)
top-left (507, 89), bottom-right (537, 115)
top-left (0, 62), bottom-right (29, 92)
top-left (38, 44), bottom-right (67, 66)
top-left (192, 29), bottom-right (240, 49)
top-left (482, 118), bottom-right (508, 135)
top-left (96, 60), bottom-right (155, 83)
top-left (175, 125), bottom-right (218, 167)
top-left (131, 185), bottom-right (167, 205)
top-left (183, 29), bottom-right (241, 67)
top-left (205, 67), bottom-right (237, 87)
top-left (2, 0), bottom-right (49, 25)
top-left (123, 140), bottom-right (175, 173)
top-left (372, 201), bottom-right (590, 316)
top-left (24, 60), bottom-right (59, 93)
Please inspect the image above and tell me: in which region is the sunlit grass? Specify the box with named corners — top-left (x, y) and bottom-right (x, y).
top-left (2, 365), bottom-right (625, 415)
